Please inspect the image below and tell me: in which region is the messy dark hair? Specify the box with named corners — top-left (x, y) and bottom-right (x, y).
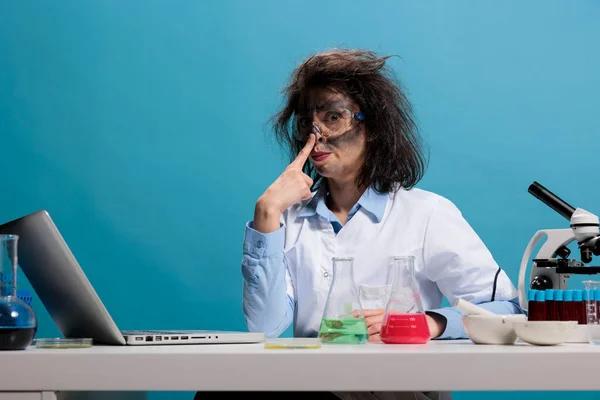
top-left (270, 49), bottom-right (427, 193)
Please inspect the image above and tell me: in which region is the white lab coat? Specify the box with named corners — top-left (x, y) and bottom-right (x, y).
top-left (281, 187), bottom-right (518, 338)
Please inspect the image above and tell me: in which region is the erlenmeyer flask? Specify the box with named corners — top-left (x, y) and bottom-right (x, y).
top-left (318, 257), bottom-right (368, 344)
top-left (0, 234), bottom-right (37, 350)
top-left (380, 256), bottom-right (430, 344)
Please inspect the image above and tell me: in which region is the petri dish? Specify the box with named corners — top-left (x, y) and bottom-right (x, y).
top-left (264, 338), bottom-right (321, 349)
top-left (35, 338), bottom-right (93, 349)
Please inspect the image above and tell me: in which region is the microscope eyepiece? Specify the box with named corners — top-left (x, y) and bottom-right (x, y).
top-left (528, 181), bottom-right (576, 220)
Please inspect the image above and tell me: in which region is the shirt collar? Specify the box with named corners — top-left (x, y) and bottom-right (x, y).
top-left (357, 186), bottom-right (387, 222)
top-left (297, 186), bottom-right (387, 223)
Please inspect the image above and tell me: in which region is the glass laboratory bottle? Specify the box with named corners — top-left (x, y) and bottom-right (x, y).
top-left (318, 257), bottom-right (368, 344)
top-left (583, 281), bottom-right (600, 345)
top-left (0, 235), bottom-right (37, 350)
top-left (582, 289), bottom-right (592, 325)
top-left (380, 256), bottom-right (430, 344)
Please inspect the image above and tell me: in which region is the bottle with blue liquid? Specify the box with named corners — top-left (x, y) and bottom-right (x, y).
top-left (0, 234), bottom-right (37, 350)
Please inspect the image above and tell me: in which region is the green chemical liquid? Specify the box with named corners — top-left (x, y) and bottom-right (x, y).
top-left (318, 318), bottom-right (368, 344)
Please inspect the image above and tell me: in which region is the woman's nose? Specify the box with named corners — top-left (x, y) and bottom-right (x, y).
top-left (312, 122), bottom-right (324, 142)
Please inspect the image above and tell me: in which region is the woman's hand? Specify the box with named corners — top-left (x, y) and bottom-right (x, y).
top-left (253, 134), bottom-right (316, 233)
top-left (363, 309), bottom-right (386, 342)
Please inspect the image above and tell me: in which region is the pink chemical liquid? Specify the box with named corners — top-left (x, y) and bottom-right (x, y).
top-left (380, 313), bottom-right (430, 344)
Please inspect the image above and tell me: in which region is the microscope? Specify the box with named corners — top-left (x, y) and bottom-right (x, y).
top-left (518, 181), bottom-right (600, 311)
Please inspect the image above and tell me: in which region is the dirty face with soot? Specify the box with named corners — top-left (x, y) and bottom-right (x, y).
top-left (295, 88), bottom-right (367, 183)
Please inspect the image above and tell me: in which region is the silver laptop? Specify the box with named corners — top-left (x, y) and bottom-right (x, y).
top-left (0, 210), bottom-right (265, 346)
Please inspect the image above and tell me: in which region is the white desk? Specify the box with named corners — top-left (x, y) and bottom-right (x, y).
top-left (0, 340), bottom-right (599, 397)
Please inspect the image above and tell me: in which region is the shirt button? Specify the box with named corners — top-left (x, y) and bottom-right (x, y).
top-left (323, 271), bottom-right (329, 278)
top-left (256, 241), bottom-right (264, 248)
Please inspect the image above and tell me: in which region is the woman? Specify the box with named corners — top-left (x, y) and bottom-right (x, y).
top-left (239, 49), bottom-right (522, 400)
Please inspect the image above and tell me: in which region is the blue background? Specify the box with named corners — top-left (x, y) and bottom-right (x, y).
top-left (1, 1), bottom-right (599, 399)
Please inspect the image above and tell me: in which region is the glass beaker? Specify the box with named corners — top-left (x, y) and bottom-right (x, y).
top-left (583, 280), bottom-right (600, 345)
top-left (318, 257), bottom-right (368, 344)
top-left (380, 256), bottom-right (430, 344)
top-left (0, 234), bottom-right (37, 350)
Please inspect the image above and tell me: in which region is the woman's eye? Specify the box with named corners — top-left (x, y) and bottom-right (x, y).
top-left (326, 112), bottom-right (341, 122)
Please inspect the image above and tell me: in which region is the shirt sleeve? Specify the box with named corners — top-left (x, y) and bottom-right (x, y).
top-left (422, 197), bottom-right (525, 339)
top-left (241, 221), bottom-right (295, 338)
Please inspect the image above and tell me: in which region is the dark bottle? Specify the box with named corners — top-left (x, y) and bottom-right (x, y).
top-left (563, 290), bottom-right (577, 322)
top-left (533, 290), bottom-right (546, 321)
top-left (554, 290), bottom-right (564, 321)
top-left (545, 289), bottom-right (557, 321)
top-left (527, 290), bottom-right (538, 321)
top-left (574, 290), bottom-right (586, 325)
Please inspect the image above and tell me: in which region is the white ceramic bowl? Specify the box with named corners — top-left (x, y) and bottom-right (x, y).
top-left (462, 314), bottom-right (527, 345)
top-left (513, 321), bottom-right (578, 346)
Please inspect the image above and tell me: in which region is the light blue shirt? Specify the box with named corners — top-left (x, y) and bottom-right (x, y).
top-left (242, 187), bottom-right (525, 339)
